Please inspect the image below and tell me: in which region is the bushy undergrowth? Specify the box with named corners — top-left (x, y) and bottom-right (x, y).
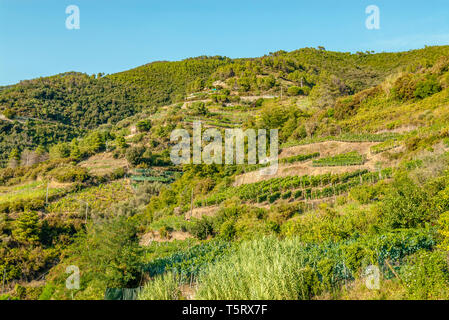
top-left (4, 47), bottom-right (449, 301)
top-left (194, 229), bottom-right (436, 300)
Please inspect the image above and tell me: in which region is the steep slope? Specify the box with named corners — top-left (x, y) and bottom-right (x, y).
top-left (2, 46), bottom-right (449, 168)
top-left (3, 46), bottom-right (449, 300)
top-left (109, 56), bottom-right (231, 104)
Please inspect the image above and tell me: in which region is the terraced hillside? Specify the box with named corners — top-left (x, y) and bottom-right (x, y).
top-left (2, 46), bottom-right (449, 300)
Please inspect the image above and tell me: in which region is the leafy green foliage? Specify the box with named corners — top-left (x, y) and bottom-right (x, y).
top-left (312, 151), bottom-right (365, 167)
top-left (12, 211), bottom-right (40, 244)
top-left (400, 250), bottom-right (449, 299)
top-left (189, 217), bottom-right (215, 240)
top-left (0, 72), bottom-right (149, 129)
top-left (380, 174), bottom-right (432, 229)
top-left (136, 119), bottom-right (152, 132)
top-left (189, 101), bottom-right (209, 116)
top-left (111, 57), bottom-right (229, 104)
top-left (370, 140), bottom-right (400, 154)
top-left (280, 152), bottom-right (320, 164)
top-left (195, 229), bottom-right (436, 299)
top-left (437, 211), bottom-right (449, 251)
top-left (143, 241), bottom-right (230, 281)
top-left (4, 46), bottom-right (449, 300)
top-left (45, 216), bottom-right (143, 300)
top-left (196, 169), bottom-right (391, 206)
top-left (414, 75), bottom-right (442, 99)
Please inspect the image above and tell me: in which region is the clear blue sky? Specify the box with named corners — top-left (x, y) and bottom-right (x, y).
top-left (1, 0), bottom-right (449, 85)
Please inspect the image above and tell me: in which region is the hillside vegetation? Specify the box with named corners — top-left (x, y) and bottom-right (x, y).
top-left (1, 46), bottom-right (449, 300)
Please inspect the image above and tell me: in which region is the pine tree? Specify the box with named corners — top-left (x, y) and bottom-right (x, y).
top-left (70, 139), bottom-right (82, 160)
top-left (13, 211), bottom-right (40, 244)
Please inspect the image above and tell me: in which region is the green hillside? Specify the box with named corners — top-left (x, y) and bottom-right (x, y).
top-left (2, 46), bottom-right (449, 167)
top-left (2, 46), bottom-right (449, 300)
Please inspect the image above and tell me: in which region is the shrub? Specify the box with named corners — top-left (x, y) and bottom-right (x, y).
top-left (49, 166), bottom-right (89, 183)
top-left (405, 136), bottom-right (421, 151)
top-left (39, 284), bottom-right (56, 300)
top-left (268, 192), bottom-right (281, 203)
top-left (254, 98), bottom-right (264, 107)
top-left (349, 185), bottom-right (378, 204)
top-left (136, 119), bottom-right (152, 132)
top-left (51, 215), bottom-right (144, 297)
top-left (257, 194), bottom-right (268, 203)
top-left (189, 217), bottom-right (214, 240)
top-left (287, 86), bottom-right (301, 96)
top-left (159, 226), bottom-right (171, 239)
top-left (414, 75), bottom-right (441, 99)
top-left (12, 211), bottom-right (40, 244)
top-left (392, 74), bottom-right (418, 101)
top-left (400, 250), bottom-right (449, 299)
top-left (380, 175), bottom-right (430, 229)
top-left (294, 190), bottom-right (303, 199)
top-left (281, 191), bottom-right (292, 199)
top-left (190, 101), bottom-right (208, 116)
top-left (80, 131), bottom-right (107, 154)
top-left (3, 108), bottom-right (16, 119)
top-left (219, 220), bottom-right (236, 241)
top-left (49, 143), bottom-right (71, 159)
top-left (115, 135), bottom-right (128, 149)
top-left (266, 220), bottom-right (280, 233)
top-left (334, 86), bottom-right (379, 119)
top-left (126, 146), bottom-right (145, 166)
top-left (437, 211), bottom-right (449, 251)
top-left (110, 167), bottom-right (125, 180)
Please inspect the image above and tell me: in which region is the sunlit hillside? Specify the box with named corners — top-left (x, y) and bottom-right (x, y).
top-left (1, 46), bottom-right (449, 300)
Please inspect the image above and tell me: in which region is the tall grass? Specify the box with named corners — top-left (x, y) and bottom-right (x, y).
top-left (194, 229), bottom-right (436, 300)
top-left (138, 273), bottom-right (181, 300)
top-left (195, 237), bottom-right (326, 300)
top-left (0, 181), bottom-right (62, 203)
top-left (137, 228), bottom-right (435, 300)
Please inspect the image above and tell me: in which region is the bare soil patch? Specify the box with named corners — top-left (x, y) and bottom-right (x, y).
top-left (186, 205), bottom-right (220, 220)
top-left (139, 230), bottom-right (192, 245)
top-left (79, 152), bottom-right (128, 176)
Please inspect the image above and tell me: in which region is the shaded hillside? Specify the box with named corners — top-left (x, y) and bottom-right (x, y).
top-left (0, 72), bottom-right (151, 128)
top-left (0, 72), bottom-right (150, 166)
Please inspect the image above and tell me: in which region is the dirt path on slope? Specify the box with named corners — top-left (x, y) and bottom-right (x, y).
top-left (279, 141), bottom-right (376, 158)
top-left (79, 152), bottom-right (128, 176)
top-left (140, 230), bottom-right (192, 245)
top-left (186, 205), bottom-right (220, 220)
top-left (234, 141), bottom-right (388, 186)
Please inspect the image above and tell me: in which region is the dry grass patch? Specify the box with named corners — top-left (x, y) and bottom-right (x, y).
top-left (79, 152), bottom-right (128, 176)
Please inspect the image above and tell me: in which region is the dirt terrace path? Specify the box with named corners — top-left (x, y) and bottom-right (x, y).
top-left (79, 152), bottom-right (128, 176)
top-left (234, 141), bottom-right (386, 186)
top-left (140, 230), bottom-right (192, 245)
top-left (186, 205), bottom-right (220, 220)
